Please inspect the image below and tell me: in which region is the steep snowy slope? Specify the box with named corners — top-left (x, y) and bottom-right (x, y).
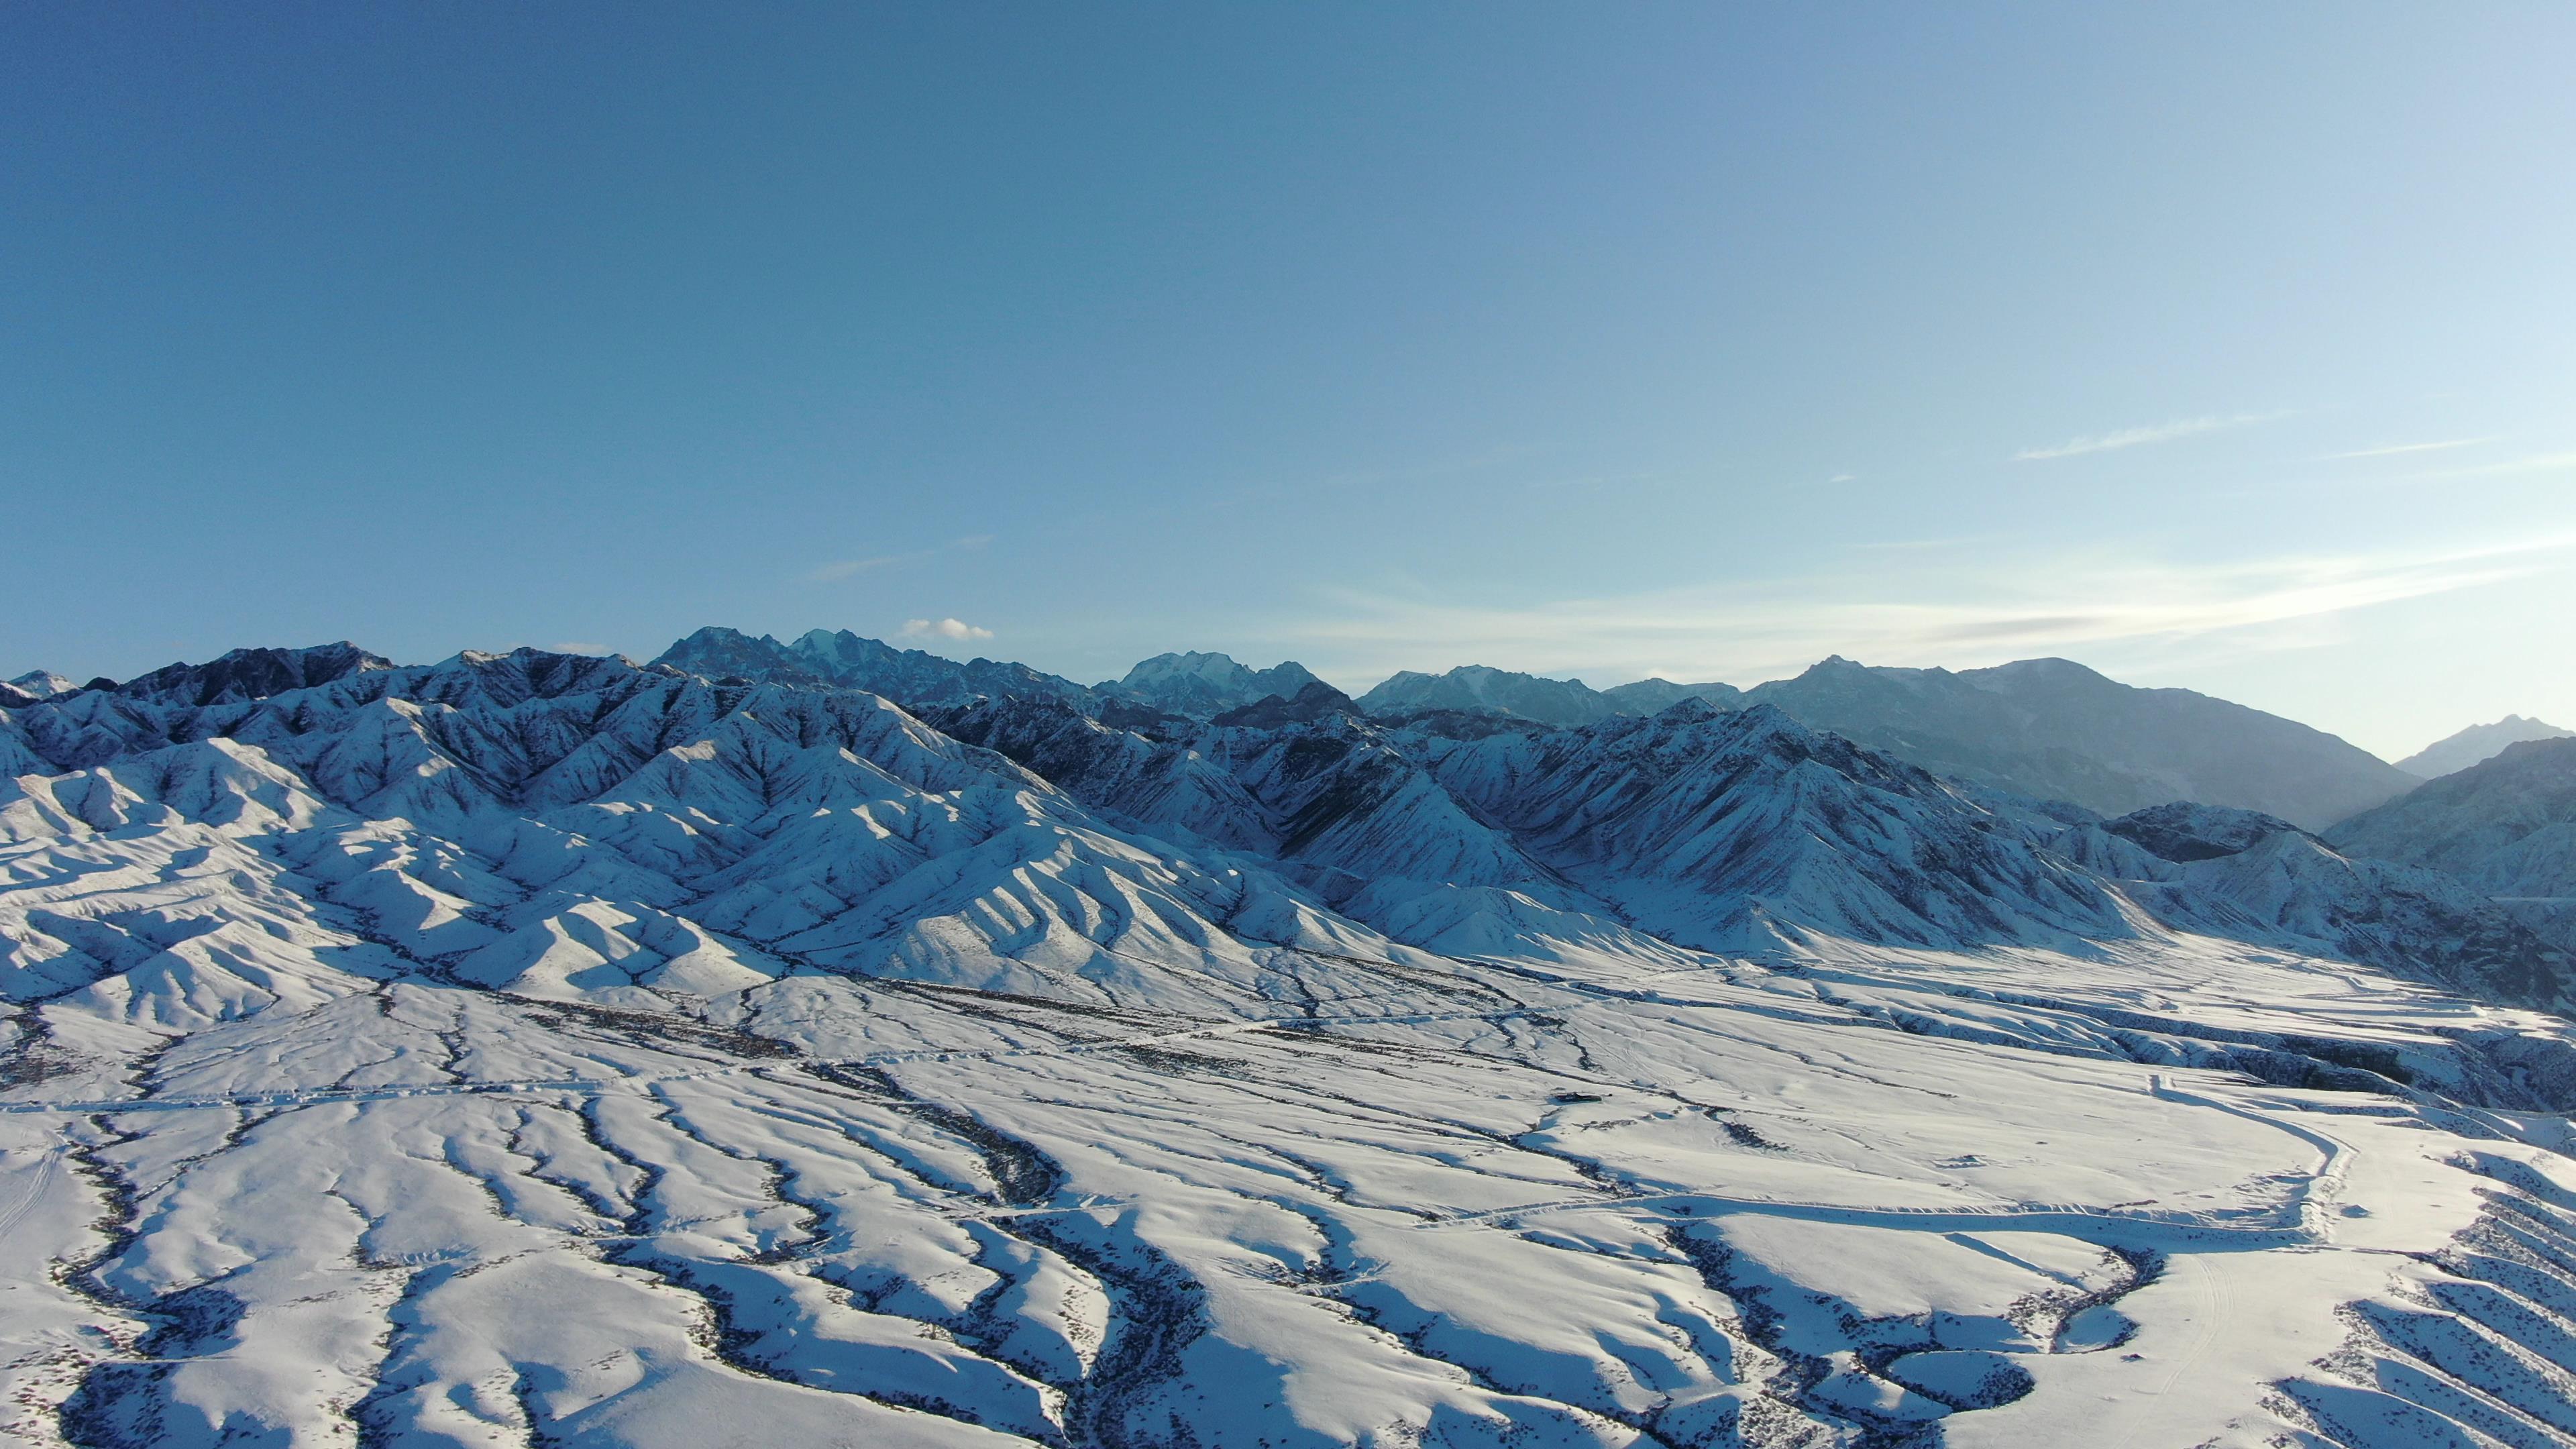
top-left (2400, 715), bottom-right (2576, 779)
top-left (932, 686), bottom-right (2551, 1011)
top-left (934, 694), bottom-right (1578, 935)
top-left (10, 639), bottom-right (2576, 1449)
top-left (1424, 703), bottom-right (2134, 954)
top-left (1, 649), bottom-right (1451, 1012)
top-left (2335, 738), bottom-right (2576, 902)
top-left (2072, 802), bottom-right (2573, 1012)
top-left (930, 694), bottom-right (1280, 853)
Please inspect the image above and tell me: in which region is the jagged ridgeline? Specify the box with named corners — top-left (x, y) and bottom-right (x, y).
top-left (5, 636), bottom-right (2576, 1448)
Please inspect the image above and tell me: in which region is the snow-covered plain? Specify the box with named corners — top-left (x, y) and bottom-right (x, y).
top-left (7, 647), bottom-right (2576, 1448)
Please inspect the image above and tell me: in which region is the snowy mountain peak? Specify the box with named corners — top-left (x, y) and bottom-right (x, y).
top-left (1119, 650), bottom-right (1255, 686)
top-left (1650, 693), bottom-right (1733, 726)
top-left (113, 641), bottom-right (394, 707)
top-left (1966, 655), bottom-right (2106, 684)
top-left (2396, 712), bottom-right (2575, 778)
top-left (1356, 663), bottom-right (1615, 727)
top-left (1106, 651), bottom-right (1326, 716)
top-left (647, 625), bottom-right (823, 685)
top-left (5, 669), bottom-right (77, 700)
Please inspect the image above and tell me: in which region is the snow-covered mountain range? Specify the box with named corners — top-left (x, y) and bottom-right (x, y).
top-left (1731, 655), bottom-right (2420, 830)
top-left (649, 637), bottom-right (2422, 828)
top-left (7, 634), bottom-right (2576, 1448)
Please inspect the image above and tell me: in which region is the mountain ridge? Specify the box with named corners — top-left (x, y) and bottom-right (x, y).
top-left (21, 631), bottom-right (2424, 831)
top-left (2397, 713), bottom-right (2575, 779)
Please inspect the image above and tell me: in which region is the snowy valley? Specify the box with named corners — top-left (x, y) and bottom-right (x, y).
top-left (5, 638), bottom-right (2576, 1448)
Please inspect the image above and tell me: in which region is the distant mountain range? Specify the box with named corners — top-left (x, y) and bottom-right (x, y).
top-left (2396, 714), bottom-right (2574, 779)
top-left (15, 631), bottom-right (2451, 832)
top-left (1283, 654), bottom-right (2416, 829)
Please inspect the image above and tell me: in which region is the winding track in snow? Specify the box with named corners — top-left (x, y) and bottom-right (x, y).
top-left (0, 1003), bottom-right (1557, 1117)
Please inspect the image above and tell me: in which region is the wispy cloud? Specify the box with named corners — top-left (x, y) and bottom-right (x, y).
top-left (807, 553), bottom-right (916, 582)
top-left (2410, 450), bottom-right (2576, 481)
top-left (805, 534), bottom-right (994, 584)
top-left (1850, 534), bottom-right (1999, 552)
top-left (1205, 447), bottom-right (1530, 511)
top-left (902, 617), bottom-right (994, 642)
top-left (2330, 436), bottom-right (2496, 460)
top-left (2013, 411), bottom-right (2288, 462)
top-left (1526, 470), bottom-right (1662, 494)
top-left (1264, 531), bottom-right (2576, 691)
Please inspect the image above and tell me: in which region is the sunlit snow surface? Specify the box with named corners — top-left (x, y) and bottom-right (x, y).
top-left (7, 655), bottom-right (2576, 1448)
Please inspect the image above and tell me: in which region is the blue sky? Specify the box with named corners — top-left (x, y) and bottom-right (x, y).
top-left (4, 3), bottom-right (2569, 757)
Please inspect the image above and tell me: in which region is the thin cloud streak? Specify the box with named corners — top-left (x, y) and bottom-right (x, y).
top-left (2409, 450), bottom-right (2576, 481)
top-left (804, 533), bottom-right (994, 584)
top-left (1274, 532), bottom-right (2576, 691)
top-left (806, 552), bottom-right (918, 582)
top-left (2330, 436), bottom-right (2496, 459)
top-left (2013, 411), bottom-right (2288, 462)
